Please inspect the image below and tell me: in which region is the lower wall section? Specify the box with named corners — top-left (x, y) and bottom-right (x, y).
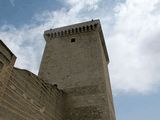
top-left (0, 67), bottom-right (116, 120)
top-left (64, 85), bottom-right (113, 120)
top-left (0, 67), bottom-right (66, 120)
top-left (67, 105), bottom-right (103, 120)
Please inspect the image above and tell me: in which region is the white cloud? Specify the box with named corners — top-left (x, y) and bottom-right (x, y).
top-left (108, 0), bottom-right (160, 94)
top-left (66, 0), bottom-right (100, 10)
top-left (0, 24), bottom-right (45, 73)
top-left (9, 0), bottom-right (15, 7)
top-left (0, 0), bottom-right (160, 95)
top-left (0, 0), bottom-right (100, 74)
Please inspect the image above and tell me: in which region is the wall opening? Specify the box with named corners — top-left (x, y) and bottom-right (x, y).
top-left (71, 38), bottom-right (76, 43)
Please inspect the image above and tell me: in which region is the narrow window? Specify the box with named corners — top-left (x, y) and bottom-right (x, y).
top-left (71, 38), bottom-right (75, 43)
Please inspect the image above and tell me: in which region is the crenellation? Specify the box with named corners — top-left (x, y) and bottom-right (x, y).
top-left (44, 21), bottom-right (99, 40)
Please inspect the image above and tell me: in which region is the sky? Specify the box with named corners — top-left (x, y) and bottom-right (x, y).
top-left (0, 0), bottom-right (160, 119)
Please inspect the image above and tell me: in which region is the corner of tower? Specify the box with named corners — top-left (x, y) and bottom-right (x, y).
top-left (0, 39), bottom-right (17, 69)
top-left (42, 19), bottom-right (109, 63)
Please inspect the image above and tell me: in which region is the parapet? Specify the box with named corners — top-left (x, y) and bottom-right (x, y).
top-left (43, 19), bottom-right (109, 62)
top-left (0, 40), bottom-right (16, 71)
top-left (44, 19), bottom-right (101, 40)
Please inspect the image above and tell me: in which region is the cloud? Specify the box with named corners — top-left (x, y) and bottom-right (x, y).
top-left (108, 0), bottom-right (160, 94)
top-left (0, 0), bottom-right (160, 95)
top-left (9, 0), bottom-right (16, 7)
top-left (0, 0), bottom-right (102, 73)
top-left (66, 0), bottom-right (100, 10)
top-left (0, 24), bottom-right (45, 73)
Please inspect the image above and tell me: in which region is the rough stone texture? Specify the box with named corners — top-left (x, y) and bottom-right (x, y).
top-left (0, 68), bottom-right (65, 120)
top-left (0, 20), bottom-right (116, 120)
top-left (0, 40), bottom-right (16, 103)
top-left (0, 40), bottom-right (66, 120)
top-left (39, 20), bottom-right (116, 120)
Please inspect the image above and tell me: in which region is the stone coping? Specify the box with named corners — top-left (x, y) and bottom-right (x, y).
top-left (44, 19), bottom-right (100, 39)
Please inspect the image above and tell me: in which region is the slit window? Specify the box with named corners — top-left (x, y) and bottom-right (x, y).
top-left (71, 38), bottom-right (76, 43)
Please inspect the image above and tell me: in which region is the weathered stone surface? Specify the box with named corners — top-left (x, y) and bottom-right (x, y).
top-left (0, 20), bottom-right (116, 120)
top-left (39, 20), bottom-right (116, 120)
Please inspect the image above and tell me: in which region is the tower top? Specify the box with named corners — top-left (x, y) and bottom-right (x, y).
top-left (44, 19), bottom-right (100, 39)
top-left (43, 19), bottom-right (109, 62)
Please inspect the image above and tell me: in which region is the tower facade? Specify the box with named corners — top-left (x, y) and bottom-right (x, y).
top-left (39, 20), bottom-right (116, 120)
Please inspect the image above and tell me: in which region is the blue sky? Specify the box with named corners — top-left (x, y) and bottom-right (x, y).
top-left (0, 0), bottom-right (160, 120)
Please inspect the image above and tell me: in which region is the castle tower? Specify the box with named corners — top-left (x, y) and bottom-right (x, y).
top-left (39, 20), bottom-right (116, 120)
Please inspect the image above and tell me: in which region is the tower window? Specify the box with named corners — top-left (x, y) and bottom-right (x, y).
top-left (71, 38), bottom-right (76, 43)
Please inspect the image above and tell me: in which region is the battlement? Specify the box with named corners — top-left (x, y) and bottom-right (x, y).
top-left (43, 19), bottom-right (109, 62)
top-left (44, 19), bottom-right (101, 39)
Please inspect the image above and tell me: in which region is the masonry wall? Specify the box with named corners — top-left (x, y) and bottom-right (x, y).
top-left (64, 30), bottom-right (115, 120)
top-left (39, 20), bottom-right (116, 120)
top-left (0, 68), bottom-right (65, 120)
top-left (0, 40), bottom-right (16, 108)
top-left (98, 31), bottom-right (116, 120)
top-left (0, 20), bottom-right (116, 120)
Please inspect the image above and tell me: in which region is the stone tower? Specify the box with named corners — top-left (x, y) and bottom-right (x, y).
top-left (39, 20), bottom-right (116, 120)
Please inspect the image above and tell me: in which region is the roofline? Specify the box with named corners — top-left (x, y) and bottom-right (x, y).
top-left (45, 19), bottom-right (100, 33)
top-left (44, 19), bottom-right (100, 39)
top-left (43, 19), bottom-right (109, 62)
top-left (0, 39), bottom-right (16, 58)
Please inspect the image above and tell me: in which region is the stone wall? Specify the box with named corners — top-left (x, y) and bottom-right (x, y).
top-left (0, 67), bottom-right (66, 120)
top-left (39, 20), bottom-right (116, 120)
top-left (0, 40), bottom-right (66, 120)
top-left (0, 40), bottom-right (16, 108)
